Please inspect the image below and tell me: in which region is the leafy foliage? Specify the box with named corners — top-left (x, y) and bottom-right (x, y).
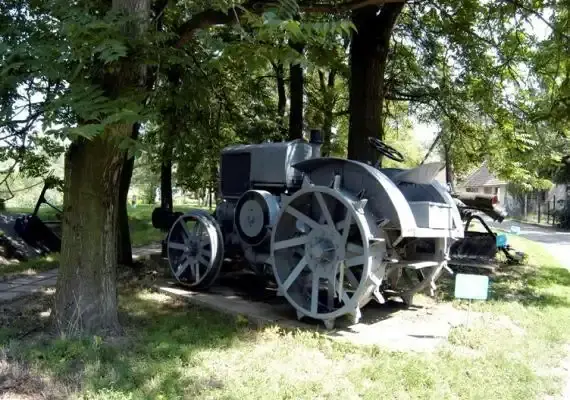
top-left (1, 0), bottom-right (568, 196)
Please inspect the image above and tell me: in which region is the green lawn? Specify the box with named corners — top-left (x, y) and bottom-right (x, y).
top-left (1, 234), bottom-right (569, 399)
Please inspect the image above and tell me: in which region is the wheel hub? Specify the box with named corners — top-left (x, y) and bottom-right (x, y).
top-left (305, 228), bottom-right (345, 273)
top-left (185, 240), bottom-right (198, 257)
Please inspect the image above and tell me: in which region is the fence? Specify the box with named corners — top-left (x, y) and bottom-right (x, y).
top-left (506, 193), bottom-right (570, 228)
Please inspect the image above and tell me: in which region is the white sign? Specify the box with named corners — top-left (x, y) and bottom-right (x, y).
top-left (454, 273), bottom-right (489, 301)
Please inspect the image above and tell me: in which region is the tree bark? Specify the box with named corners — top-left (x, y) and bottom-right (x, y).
top-left (319, 70), bottom-right (336, 156)
top-left (288, 41), bottom-right (305, 141)
top-left (347, 3), bottom-right (404, 164)
top-left (117, 123), bottom-right (140, 266)
top-left (273, 62), bottom-right (287, 138)
top-left (55, 129), bottom-right (130, 336)
top-left (160, 144), bottom-right (173, 211)
top-left (444, 142), bottom-right (455, 191)
top-left (53, 0), bottom-right (150, 337)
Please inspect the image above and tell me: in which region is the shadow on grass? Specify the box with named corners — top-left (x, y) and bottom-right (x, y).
top-left (438, 262), bottom-right (570, 308)
top-left (2, 281), bottom-right (249, 399)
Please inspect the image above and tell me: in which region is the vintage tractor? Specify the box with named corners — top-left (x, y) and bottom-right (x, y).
top-left (155, 132), bottom-right (464, 328)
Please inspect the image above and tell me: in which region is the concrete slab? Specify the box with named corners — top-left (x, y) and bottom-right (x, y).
top-left (0, 291), bottom-right (23, 302)
top-left (26, 277), bottom-right (57, 287)
top-left (0, 282), bottom-right (27, 290)
top-left (155, 279), bottom-right (465, 352)
top-left (31, 272), bottom-right (57, 280)
top-left (3, 277), bottom-right (36, 286)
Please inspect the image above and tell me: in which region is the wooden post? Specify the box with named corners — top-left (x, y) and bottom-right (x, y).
top-left (553, 195), bottom-right (556, 226)
top-left (537, 192), bottom-right (541, 223)
top-left (547, 199), bottom-right (550, 224)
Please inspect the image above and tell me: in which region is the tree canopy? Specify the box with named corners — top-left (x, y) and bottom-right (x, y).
top-left (1, 0), bottom-right (568, 334)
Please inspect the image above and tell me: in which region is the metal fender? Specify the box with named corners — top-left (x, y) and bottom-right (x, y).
top-left (430, 180), bottom-right (464, 239)
top-left (293, 157), bottom-right (417, 237)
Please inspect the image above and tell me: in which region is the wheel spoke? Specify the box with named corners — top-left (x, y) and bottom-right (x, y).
top-left (341, 291), bottom-right (351, 306)
top-left (168, 242), bottom-right (186, 251)
top-left (274, 235), bottom-right (309, 251)
top-left (327, 277), bottom-right (335, 310)
top-left (180, 221), bottom-right (192, 245)
top-left (197, 254), bottom-right (209, 266)
top-left (339, 212), bottom-right (352, 243)
top-left (346, 243), bottom-right (364, 255)
top-left (314, 192), bottom-right (335, 227)
top-left (285, 206), bottom-right (321, 231)
top-left (175, 258), bottom-right (190, 278)
top-left (202, 249), bottom-right (211, 258)
top-left (345, 255), bottom-right (365, 267)
top-left (282, 256), bottom-right (308, 291)
top-left (191, 262), bottom-right (200, 281)
top-left (344, 267), bottom-right (360, 288)
top-left (311, 271), bottom-right (320, 314)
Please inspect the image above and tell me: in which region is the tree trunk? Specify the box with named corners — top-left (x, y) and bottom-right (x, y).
top-left (146, 183), bottom-right (157, 204)
top-left (54, 129), bottom-right (130, 336)
top-left (288, 41), bottom-right (305, 141)
top-left (53, 0), bottom-right (150, 337)
top-left (320, 70), bottom-right (336, 157)
top-left (117, 123), bottom-right (140, 266)
top-left (444, 142), bottom-right (454, 191)
top-left (273, 62), bottom-right (287, 138)
top-left (160, 66), bottom-right (182, 212)
top-left (160, 144), bottom-right (173, 211)
top-left (347, 3), bottom-right (404, 164)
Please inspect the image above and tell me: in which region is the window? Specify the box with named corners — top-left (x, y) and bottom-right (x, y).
top-left (483, 187), bottom-right (493, 194)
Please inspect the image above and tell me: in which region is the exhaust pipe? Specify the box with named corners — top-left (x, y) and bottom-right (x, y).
top-left (309, 129), bottom-right (323, 159)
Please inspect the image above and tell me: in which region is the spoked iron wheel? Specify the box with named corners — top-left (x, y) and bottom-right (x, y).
top-left (167, 210), bottom-right (224, 289)
top-left (270, 185), bottom-right (386, 329)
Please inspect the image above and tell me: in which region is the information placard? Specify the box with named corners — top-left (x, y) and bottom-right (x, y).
top-left (454, 273), bottom-right (489, 301)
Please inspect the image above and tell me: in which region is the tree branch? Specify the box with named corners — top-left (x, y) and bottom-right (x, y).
top-left (176, 0), bottom-right (407, 47)
top-left (501, 0), bottom-right (570, 41)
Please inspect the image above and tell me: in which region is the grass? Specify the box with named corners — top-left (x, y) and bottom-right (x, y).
top-left (0, 254), bottom-right (59, 282)
top-left (0, 234), bottom-right (569, 399)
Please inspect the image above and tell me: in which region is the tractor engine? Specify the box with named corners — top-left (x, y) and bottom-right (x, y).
top-left (214, 136), bottom-right (319, 274)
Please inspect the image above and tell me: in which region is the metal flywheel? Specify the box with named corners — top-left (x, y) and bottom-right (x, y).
top-left (166, 209), bottom-right (224, 289)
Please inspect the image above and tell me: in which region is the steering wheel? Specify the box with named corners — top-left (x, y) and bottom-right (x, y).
top-left (368, 137), bottom-right (405, 163)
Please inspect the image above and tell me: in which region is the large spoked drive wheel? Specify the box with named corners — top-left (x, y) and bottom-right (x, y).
top-left (270, 185), bottom-right (387, 329)
top-left (167, 210), bottom-right (224, 289)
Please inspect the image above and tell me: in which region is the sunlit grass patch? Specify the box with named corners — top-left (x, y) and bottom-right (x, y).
top-left (0, 254), bottom-right (59, 281)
